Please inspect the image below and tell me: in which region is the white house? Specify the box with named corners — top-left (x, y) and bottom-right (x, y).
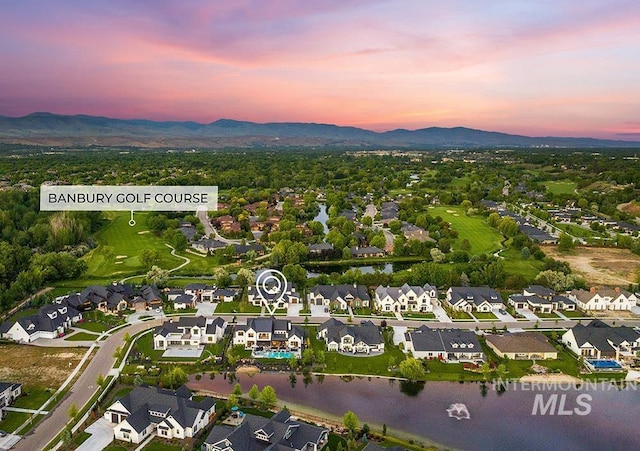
top-left (317, 318), bottom-right (384, 354)
top-left (403, 326), bottom-right (484, 362)
top-left (307, 284), bottom-right (371, 311)
top-left (247, 282), bottom-right (300, 309)
top-left (233, 317), bottom-right (304, 351)
top-left (568, 287), bottom-right (637, 311)
top-left (184, 283), bottom-right (216, 302)
top-left (0, 302), bottom-right (82, 343)
top-left (104, 385), bottom-right (215, 444)
top-left (153, 317), bottom-right (227, 351)
top-left (562, 320), bottom-right (640, 362)
top-left (445, 287), bottom-right (504, 313)
top-left (374, 283), bottom-right (437, 313)
top-left (0, 382), bottom-right (22, 420)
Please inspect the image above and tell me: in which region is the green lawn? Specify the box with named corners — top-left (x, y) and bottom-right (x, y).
top-left (142, 441), bottom-right (186, 451)
top-left (13, 387), bottom-right (52, 410)
top-left (500, 247), bottom-right (545, 281)
top-left (75, 321), bottom-right (110, 333)
top-left (473, 312), bottom-right (497, 320)
top-left (81, 211), bottom-right (183, 280)
top-left (544, 180), bottom-right (578, 195)
top-left (554, 223), bottom-right (603, 239)
top-left (215, 301), bottom-right (262, 314)
top-left (403, 312), bottom-right (436, 319)
top-left (0, 411), bottom-right (30, 433)
top-left (103, 445), bottom-right (127, 451)
top-left (562, 310), bottom-right (586, 318)
top-left (535, 312), bottom-right (560, 319)
top-left (73, 431), bottom-right (91, 447)
top-left (65, 331), bottom-right (99, 341)
top-left (428, 206), bottom-right (503, 255)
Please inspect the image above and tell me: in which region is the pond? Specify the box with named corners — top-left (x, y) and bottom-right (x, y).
top-left (313, 203), bottom-right (330, 234)
top-left (189, 372), bottom-right (640, 451)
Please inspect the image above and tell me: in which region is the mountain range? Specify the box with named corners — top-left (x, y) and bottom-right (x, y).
top-left (0, 112), bottom-right (639, 149)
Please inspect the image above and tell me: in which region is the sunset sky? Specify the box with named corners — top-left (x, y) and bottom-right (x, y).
top-left (1, 0), bottom-right (639, 139)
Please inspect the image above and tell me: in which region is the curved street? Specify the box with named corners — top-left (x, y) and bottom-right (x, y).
top-left (15, 319), bottom-right (161, 451)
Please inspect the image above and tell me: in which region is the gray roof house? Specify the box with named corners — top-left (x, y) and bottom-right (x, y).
top-left (374, 283), bottom-right (437, 313)
top-left (446, 287), bottom-right (504, 313)
top-left (104, 385), bottom-right (215, 444)
top-left (307, 284), bottom-right (371, 310)
top-left (202, 409), bottom-right (328, 451)
top-left (317, 318), bottom-right (384, 354)
top-left (562, 320), bottom-right (640, 362)
top-left (0, 301), bottom-right (82, 343)
top-left (233, 317), bottom-right (304, 352)
top-left (404, 325), bottom-right (484, 362)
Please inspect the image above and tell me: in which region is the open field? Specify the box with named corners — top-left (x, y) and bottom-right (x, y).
top-left (428, 206), bottom-right (503, 255)
top-left (617, 201), bottom-right (640, 217)
top-left (544, 180), bottom-right (578, 195)
top-left (0, 343), bottom-right (85, 388)
top-left (542, 245), bottom-right (640, 285)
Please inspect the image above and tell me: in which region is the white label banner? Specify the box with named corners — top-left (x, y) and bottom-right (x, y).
top-left (40, 185), bottom-right (218, 211)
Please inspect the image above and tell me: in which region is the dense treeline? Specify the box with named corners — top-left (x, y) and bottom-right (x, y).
top-left (0, 190), bottom-right (100, 310)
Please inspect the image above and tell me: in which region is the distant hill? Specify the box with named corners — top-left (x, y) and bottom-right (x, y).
top-left (0, 112), bottom-right (639, 149)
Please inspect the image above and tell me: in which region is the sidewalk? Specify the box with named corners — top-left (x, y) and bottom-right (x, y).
top-left (432, 304), bottom-right (452, 322)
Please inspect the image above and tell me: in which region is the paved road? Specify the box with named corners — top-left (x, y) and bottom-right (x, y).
top-left (15, 320), bottom-right (161, 451)
top-left (196, 208), bottom-right (241, 244)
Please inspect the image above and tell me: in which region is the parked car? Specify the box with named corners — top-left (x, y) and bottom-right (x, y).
top-left (0, 430), bottom-right (7, 437)
top-left (498, 309), bottom-right (507, 315)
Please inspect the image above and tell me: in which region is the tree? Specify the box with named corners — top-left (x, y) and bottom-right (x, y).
top-left (163, 367), bottom-right (188, 389)
top-left (370, 234), bottom-right (387, 249)
top-left (140, 248), bottom-right (161, 268)
top-left (302, 348), bottom-right (314, 366)
top-left (68, 402), bottom-right (78, 420)
top-left (460, 238), bottom-right (471, 252)
top-left (480, 362), bottom-right (492, 381)
top-left (232, 383), bottom-right (243, 396)
top-left (226, 393), bottom-right (239, 410)
top-left (235, 268), bottom-right (255, 288)
top-left (430, 248), bottom-right (446, 263)
top-left (260, 385), bottom-right (277, 409)
top-left (249, 384), bottom-right (260, 400)
top-left (399, 357), bottom-right (426, 381)
top-left (213, 267), bottom-right (232, 287)
top-left (113, 346), bottom-right (122, 360)
top-left (146, 265), bottom-right (169, 286)
top-left (343, 410), bottom-right (359, 433)
top-left (558, 233), bottom-right (575, 252)
top-left (96, 374), bottom-right (105, 387)
top-left (342, 247), bottom-right (351, 260)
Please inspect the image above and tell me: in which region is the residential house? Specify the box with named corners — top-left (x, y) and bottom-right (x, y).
top-left (166, 289), bottom-right (184, 301)
top-left (523, 285), bottom-right (555, 299)
top-left (445, 287), bottom-right (504, 313)
top-left (0, 301), bottom-right (82, 343)
top-left (0, 382), bottom-right (22, 420)
top-left (553, 295), bottom-right (576, 311)
top-left (317, 319), bottom-right (384, 354)
top-left (374, 283), bottom-right (437, 313)
top-left (308, 242), bottom-right (334, 258)
top-left (233, 317), bottom-right (304, 351)
top-left (401, 223), bottom-right (435, 243)
top-left (247, 281), bottom-right (300, 309)
top-left (562, 320), bottom-right (640, 362)
top-left (485, 332), bottom-right (558, 360)
top-left (508, 295), bottom-right (555, 314)
top-left (568, 287), bottom-right (638, 311)
top-left (104, 385), bottom-right (215, 444)
top-left (153, 317), bottom-right (227, 350)
top-left (403, 326), bottom-right (484, 363)
top-left (307, 284), bottom-right (371, 311)
top-left (350, 246), bottom-right (385, 258)
top-left (202, 409), bottom-right (328, 451)
top-left (184, 284), bottom-right (216, 302)
top-left (192, 238), bottom-right (226, 254)
top-left (211, 288), bottom-right (238, 303)
top-left (131, 285), bottom-right (164, 311)
top-left (172, 293), bottom-right (197, 310)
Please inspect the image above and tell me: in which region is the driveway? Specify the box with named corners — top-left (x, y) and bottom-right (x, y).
top-left (493, 308), bottom-right (518, 323)
top-left (76, 418), bottom-right (114, 451)
top-left (127, 308), bottom-right (166, 324)
top-left (287, 303), bottom-right (303, 317)
top-left (432, 304), bottom-right (452, 322)
top-left (196, 302), bottom-right (218, 316)
top-left (310, 304), bottom-right (329, 318)
top-left (516, 308), bottom-right (540, 321)
top-left (391, 326), bottom-right (407, 345)
top-left (0, 433), bottom-right (21, 451)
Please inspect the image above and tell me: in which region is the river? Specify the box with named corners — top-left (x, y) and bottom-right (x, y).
top-left (189, 373), bottom-right (640, 450)
top-left (313, 203), bottom-right (330, 234)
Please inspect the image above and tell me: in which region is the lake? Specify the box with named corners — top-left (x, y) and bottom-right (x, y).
top-left (313, 203), bottom-right (330, 234)
top-left (188, 373), bottom-right (640, 451)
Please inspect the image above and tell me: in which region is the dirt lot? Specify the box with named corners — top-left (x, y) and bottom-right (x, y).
top-left (542, 245), bottom-right (640, 286)
top-left (0, 343), bottom-right (85, 388)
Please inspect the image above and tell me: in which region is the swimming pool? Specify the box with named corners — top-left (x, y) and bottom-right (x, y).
top-left (252, 350), bottom-right (295, 359)
top-left (586, 359), bottom-right (622, 370)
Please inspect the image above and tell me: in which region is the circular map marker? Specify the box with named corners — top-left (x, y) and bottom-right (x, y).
top-left (255, 269), bottom-right (288, 315)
